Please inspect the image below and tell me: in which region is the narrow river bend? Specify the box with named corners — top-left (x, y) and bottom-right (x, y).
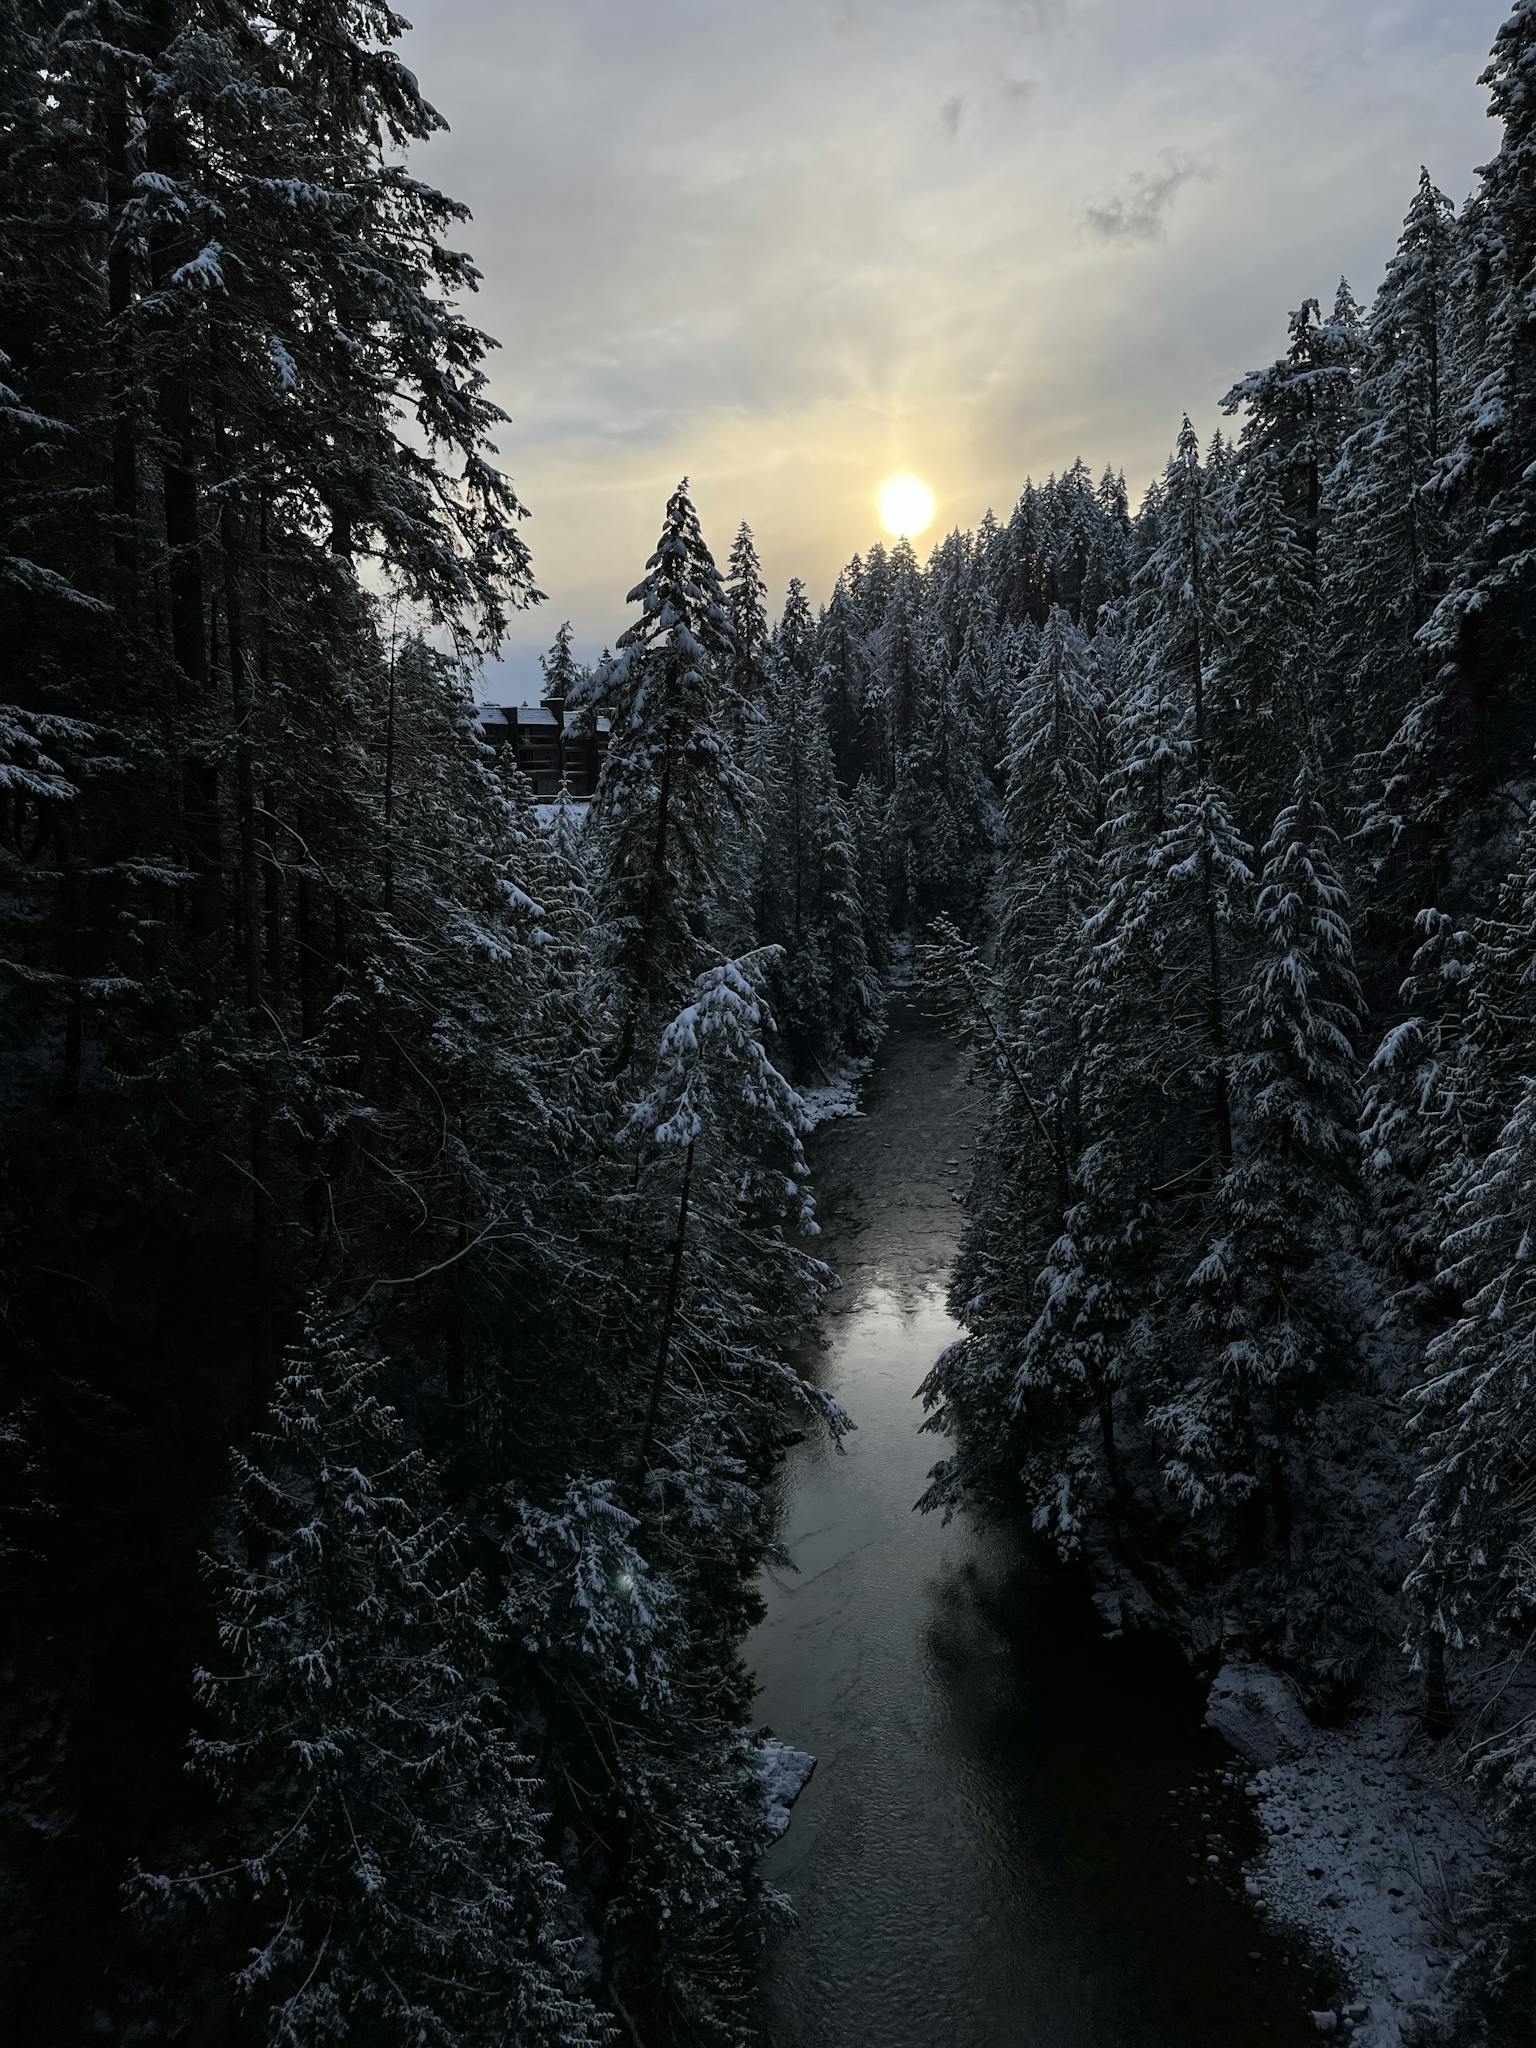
top-left (749, 1003), bottom-right (1325, 2048)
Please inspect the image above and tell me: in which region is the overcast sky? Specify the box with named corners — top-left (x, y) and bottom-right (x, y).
top-left (399, 0), bottom-right (1503, 699)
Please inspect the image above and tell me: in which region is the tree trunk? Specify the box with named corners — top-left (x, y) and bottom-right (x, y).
top-left (296, 812), bottom-right (319, 1042)
top-left (106, 76), bottom-right (138, 623)
top-left (612, 714), bottom-right (676, 1077)
top-left (254, 495), bottom-right (285, 1014)
top-left (382, 627), bottom-right (399, 915)
top-left (1268, 1445), bottom-right (1293, 1553)
top-left (1093, 1374), bottom-right (1121, 1501)
top-left (146, 76), bottom-right (221, 948)
top-left (1202, 851), bottom-right (1235, 1171)
top-left (633, 1140), bottom-right (695, 1497)
top-left (221, 508), bottom-right (262, 1013)
top-left (221, 503), bottom-right (275, 1379)
top-left (1423, 1631), bottom-right (1453, 1741)
top-left (55, 818), bottom-right (83, 1105)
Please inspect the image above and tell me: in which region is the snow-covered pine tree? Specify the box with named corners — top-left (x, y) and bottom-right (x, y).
top-left (1081, 466), bottom-right (1134, 625)
top-left (586, 481), bottom-right (748, 1075)
top-left (626, 951), bottom-right (837, 1491)
top-left (2, 8), bottom-right (556, 2017)
top-left (719, 522), bottom-right (775, 943)
top-left (135, 1307), bottom-right (607, 2047)
top-left (1329, 170), bottom-right (1457, 824)
top-left (1155, 763), bottom-right (1363, 1531)
top-left (755, 612), bottom-right (885, 1067)
top-left (1364, 783), bottom-right (1536, 1313)
top-left (1092, 418), bottom-right (1250, 1186)
top-left (315, 634), bottom-right (599, 1452)
top-left (950, 610), bottom-right (1005, 784)
top-left (541, 619), bottom-right (582, 710)
top-left (552, 956), bottom-right (843, 2039)
top-left (920, 609), bottom-right (1125, 1545)
top-left (850, 775), bottom-right (893, 974)
top-left (725, 522), bottom-right (771, 732)
top-left (1000, 608), bottom-right (1101, 1181)
top-left (804, 735), bottom-right (888, 1058)
top-left (1223, 296), bottom-right (1360, 577)
top-left (888, 618), bottom-right (996, 930)
top-left (1213, 465), bottom-right (1316, 821)
top-left (545, 774), bottom-right (593, 885)
top-left (871, 548), bottom-right (927, 816)
top-left (1408, 1071), bottom-right (1536, 1764)
top-left (815, 576), bottom-right (877, 791)
top-left (753, 579), bottom-right (820, 972)
top-left (1377, 4), bottom-right (1536, 895)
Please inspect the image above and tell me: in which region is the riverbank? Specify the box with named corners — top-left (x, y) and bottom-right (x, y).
top-left (1079, 1597), bottom-right (1499, 2048)
top-left (1077, 1369), bottom-right (1500, 2045)
top-left (1227, 1681), bottom-right (1494, 2046)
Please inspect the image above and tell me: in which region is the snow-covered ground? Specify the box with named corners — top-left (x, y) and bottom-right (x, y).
top-left (755, 1737), bottom-right (816, 1839)
top-left (1207, 1664), bottom-right (1495, 2044)
top-left (797, 1054), bottom-right (872, 1131)
top-left (884, 934), bottom-right (917, 990)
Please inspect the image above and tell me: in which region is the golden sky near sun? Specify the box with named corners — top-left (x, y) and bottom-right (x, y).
top-left (399, 0), bottom-right (1500, 694)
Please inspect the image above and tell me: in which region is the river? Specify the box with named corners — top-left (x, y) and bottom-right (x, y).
top-left (748, 1001), bottom-right (1328, 2047)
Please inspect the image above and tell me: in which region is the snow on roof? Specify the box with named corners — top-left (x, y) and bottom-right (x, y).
top-left (480, 701), bottom-right (609, 738)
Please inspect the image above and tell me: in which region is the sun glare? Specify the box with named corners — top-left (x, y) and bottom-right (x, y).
top-left (879, 474), bottom-right (936, 539)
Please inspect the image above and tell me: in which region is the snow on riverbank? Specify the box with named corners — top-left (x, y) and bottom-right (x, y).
top-left (884, 934), bottom-right (917, 990)
top-left (1206, 1665), bottom-right (1495, 2045)
top-left (798, 1055), bottom-right (872, 1131)
top-left (756, 1738), bottom-right (816, 1838)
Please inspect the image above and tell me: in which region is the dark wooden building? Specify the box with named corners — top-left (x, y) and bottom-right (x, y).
top-left (477, 689), bottom-right (610, 798)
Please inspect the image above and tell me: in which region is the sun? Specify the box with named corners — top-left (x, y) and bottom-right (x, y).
top-left (879, 474), bottom-right (936, 539)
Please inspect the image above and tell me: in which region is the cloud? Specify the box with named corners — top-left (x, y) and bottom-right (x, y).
top-left (1082, 152), bottom-right (1212, 244)
top-left (994, 0), bottom-right (1069, 30)
top-left (400, 0), bottom-right (1495, 667)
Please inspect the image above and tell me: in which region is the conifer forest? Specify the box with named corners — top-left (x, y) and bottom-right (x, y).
top-left (5, 2), bottom-right (1536, 2043)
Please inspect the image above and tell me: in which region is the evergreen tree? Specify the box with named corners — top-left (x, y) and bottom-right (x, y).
top-left (1408, 1074), bottom-right (1536, 1767)
top-left (723, 521), bottom-right (772, 786)
top-left (1156, 765), bottom-right (1362, 1529)
top-left (589, 956), bottom-right (841, 2034)
top-left (1091, 418), bottom-right (1248, 1184)
top-left (1380, 7), bottom-right (1536, 887)
top-left (545, 775), bottom-right (592, 881)
top-left (542, 620), bottom-right (581, 705)
top-left (1224, 296), bottom-right (1360, 574)
top-left (888, 621), bottom-right (995, 930)
top-left (1213, 465), bottom-right (1316, 818)
top-left (768, 711), bottom-right (886, 1064)
top-left (587, 482), bottom-right (747, 1075)
top-left (1329, 171), bottom-right (1457, 798)
top-left (815, 577), bottom-right (876, 790)
top-left (135, 1309), bottom-right (607, 2047)
top-left (754, 579), bottom-right (821, 978)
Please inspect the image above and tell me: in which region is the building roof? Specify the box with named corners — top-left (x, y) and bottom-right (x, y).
top-left (476, 701), bottom-right (609, 737)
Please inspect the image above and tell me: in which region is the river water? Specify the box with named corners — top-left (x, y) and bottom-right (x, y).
top-left (748, 1002), bottom-right (1327, 2047)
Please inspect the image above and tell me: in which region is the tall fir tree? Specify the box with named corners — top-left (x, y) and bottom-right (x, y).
top-left (586, 482), bottom-right (747, 1076)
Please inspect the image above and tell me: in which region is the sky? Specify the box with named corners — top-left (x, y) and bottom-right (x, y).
top-left (399, 0), bottom-right (1505, 700)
